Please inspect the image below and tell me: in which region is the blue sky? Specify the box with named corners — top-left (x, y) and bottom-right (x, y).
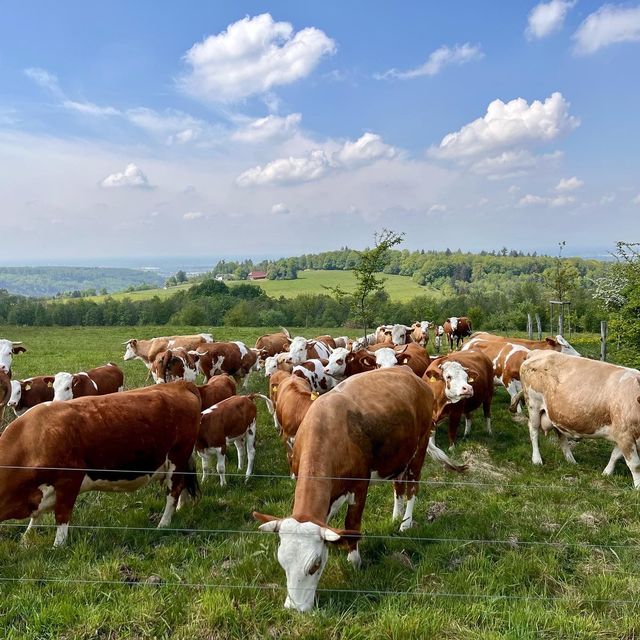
top-left (1, 1), bottom-right (639, 261)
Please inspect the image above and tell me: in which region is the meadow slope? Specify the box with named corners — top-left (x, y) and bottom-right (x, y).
top-left (0, 326), bottom-right (638, 639)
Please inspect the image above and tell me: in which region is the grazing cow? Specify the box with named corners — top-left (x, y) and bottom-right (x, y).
top-left (197, 375), bottom-right (237, 411)
top-left (287, 337), bottom-right (332, 365)
top-left (192, 341), bottom-right (256, 384)
top-left (51, 364), bottom-right (124, 401)
top-left (151, 347), bottom-right (198, 384)
top-left (123, 333), bottom-right (213, 369)
top-left (255, 328), bottom-right (291, 361)
top-left (270, 374), bottom-right (318, 465)
top-left (324, 347), bottom-right (377, 379)
top-left (253, 367), bottom-right (465, 612)
top-left (293, 359), bottom-right (336, 394)
top-left (443, 317), bottom-right (473, 350)
top-left (366, 343), bottom-right (431, 378)
top-left (434, 325), bottom-right (445, 352)
top-left (424, 351), bottom-right (494, 446)
top-left (0, 339), bottom-right (26, 374)
top-left (462, 333), bottom-right (580, 412)
top-left (0, 370), bottom-right (11, 423)
top-left (8, 376), bottom-right (55, 416)
top-left (0, 381), bottom-right (201, 546)
top-left (197, 394), bottom-right (274, 485)
top-left (264, 353), bottom-right (295, 377)
top-left (514, 352), bottom-right (640, 486)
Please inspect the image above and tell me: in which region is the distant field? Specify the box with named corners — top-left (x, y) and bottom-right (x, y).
top-left (81, 270), bottom-right (436, 303)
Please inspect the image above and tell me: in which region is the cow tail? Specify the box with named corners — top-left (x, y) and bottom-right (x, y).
top-left (427, 440), bottom-right (467, 473)
top-left (185, 454), bottom-right (201, 499)
top-left (509, 390), bottom-right (525, 414)
top-left (249, 393), bottom-right (275, 416)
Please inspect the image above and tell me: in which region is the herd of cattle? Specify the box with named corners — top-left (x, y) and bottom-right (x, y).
top-left (0, 316), bottom-right (639, 612)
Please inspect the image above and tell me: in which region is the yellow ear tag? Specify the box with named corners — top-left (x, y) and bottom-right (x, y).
top-left (310, 392), bottom-right (319, 401)
top-left (468, 377), bottom-right (475, 383)
top-left (429, 376), bottom-right (437, 383)
top-left (47, 382), bottom-right (53, 388)
top-left (25, 383), bottom-right (32, 391)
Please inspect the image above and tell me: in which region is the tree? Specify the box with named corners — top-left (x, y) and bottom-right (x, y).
top-left (544, 241), bottom-right (579, 301)
top-left (328, 229), bottom-right (404, 338)
top-left (175, 270), bottom-right (188, 284)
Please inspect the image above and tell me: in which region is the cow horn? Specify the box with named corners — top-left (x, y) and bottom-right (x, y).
top-left (11, 341), bottom-right (23, 346)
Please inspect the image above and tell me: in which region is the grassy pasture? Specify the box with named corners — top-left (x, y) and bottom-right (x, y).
top-left (1, 326), bottom-right (640, 639)
top-left (81, 270), bottom-right (436, 303)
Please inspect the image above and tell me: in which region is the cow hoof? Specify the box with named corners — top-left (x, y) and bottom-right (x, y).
top-left (347, 549), bottom-right (361, 569)
top-left (602, 467), bottom-right (614, 476)
top-left (532, 458), bottom-right (543, 466)
top-left (399, 519), bottom-right (412, 532)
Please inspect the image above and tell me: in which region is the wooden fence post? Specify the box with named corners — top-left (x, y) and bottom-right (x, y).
top-left (601, 320), bottom-right (607, 362)
top-left (535, 314), bottom-right (542, 340)
top-left (558, 314), bottom-right (564, 337)
top-left (527, 313), bottom-right (533, 340)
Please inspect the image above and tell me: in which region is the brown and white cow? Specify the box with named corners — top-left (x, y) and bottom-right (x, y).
top-left (197, 375), bottom-right (237, 411)
top-left (410, 321), bottom-right (432, 347)
top-left (192, 341), bottom-right (256, 384)
top-left (123, 333), bottom-right (213, 369)
top-left (8, 376), bottom-right (55, 416)
top-left (367, 343), bottom-right (431, 378)
top-left (293, 359), bottom-right (336, 394)
top-left (51, 363), bottom-right (124, 401)
top-left (443, 317), bottom-right (473, 350)
top-left (0, 381), bottom-right (201, 546)
top-left (462, 332), bottom-right (580, 411)
top-left (314, 335), bottom-right (337, 350)
top-left (424, 351), bottom-right (494, 446)
top-left (0, 338), bottom-right (26, 375)
top-left (151, 348), bottom-right (198, 384)
top-left (434, 325), bottom-right (445, 352)
top-left (197, 393), bottom-right (274, 485)
top-left (287, 337), bottom-right (332, 365)
top-left (264, 353), bottom-right (295, 377)
top-left (0, 370), bottom-right (11, 423)
top-left (255, 328), bottom-right (291, 361)
top-left (323, 348), bottom-right (377, 379)
top-left (515, 351), bottom-right (640, 486)
top-left (254, 367), bottom-right (465, 612)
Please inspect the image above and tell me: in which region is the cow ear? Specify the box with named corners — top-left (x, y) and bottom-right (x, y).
top-left (12, 346), bottom-right (26, 355)
top-left (465, 368), bottom-right (480, 383)
top-left (425, 369), bottom-right (442, 383)
top-left (545, 337), bottom-right (558, 347)
top-left (320, 526), bottom-right (362, 547)
top-left (396, 353), bottom-right (412, 365)
top-left (362, 355), bottom-right (376, 368)
top-left (254, 512), bottom-right (281, 532)
top-left (43, 376), bottom-right (55, 387)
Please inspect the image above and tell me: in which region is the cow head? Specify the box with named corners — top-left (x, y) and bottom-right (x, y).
top-left (52, 372), bottom-right (75, 401)
top-left (122, 339), bottom-right (138, 360)
top-left (391, 324), bottom-right (411, 346)
top-left (7, 379), bottom-right (22, 410)
top-left (0, 339), bottom-right (26, 373)
top-left (288, 337), bottom-right (310, 365)
top-left (370, 347), bottom-right (398, 369)
top-left (254, 513), bottom-right (360, 612)
top-left (324, 348), bottom-right (351, 377)
top-left (427, 361), bottom-right (474, 403)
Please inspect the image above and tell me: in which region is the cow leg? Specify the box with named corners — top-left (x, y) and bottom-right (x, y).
top-left (52, 477), bottom-right (82, 547)
top-left (528, 410), bottom-right (544, 465)
top-left (603, 446), bottom-right (623, 476)
top-left (233, 437), bottom-right (245, 472)
top-left (619, 440), bottom-right (640, 488)
top-left (244, 420), bottom-right (257, 482)
top-left (392, 481), bottom-right (405, 522)
top-left (555, 430), bottom-right (577, 464)
top-left (197, 449), bottom-right (212, 483)
top-left (398, 434), bottom-right (429, 531)
top-left (507, 380), bottom-right (523, 414)
top-left (344, 485), bottom-right (368, 568)
top-left (463, 414), bottom-right (472, 438)
top-left (448, 411), bottom-right (461, 447)
top-left (242, 373), bottom-right (250, 390)
top-left (214, 447), bottom-right (227, 486)
top-left (158, 494), bottom-right (177, 528)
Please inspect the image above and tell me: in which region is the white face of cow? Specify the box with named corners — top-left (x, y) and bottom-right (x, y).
top-left (0, 339), bottom-right (14, 373)
top-left (52, 372), bottom-right (74, 401)
top-left (123, 340), bottom-right (137, 361)
top-left (374, 348), bottom-right (398, 368)
top-left (288, 337), bottom-right (310, 365)
top-left (555, 335), bottom-right (580, 356)
top-left (391, 325), bottom-right (409, 346)
top-left (264, 356), bottom-right (278, 377)
top-left (325, 348), bottom-right (350, 377)
top-left (8, 380), bottom-right (21, 407)
top-left (259, 518), bottom-right (340, 612)
top-left (440, 361), bottom-right (474, 403)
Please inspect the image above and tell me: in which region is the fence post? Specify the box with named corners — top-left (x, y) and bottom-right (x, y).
top-left (558, 313), bottom-right (564, 337)
top-left (601, 320), bottom-right (607, 362)
top-left (535, 314), bottom-right (542, 340)
top-left (527, 313), bottom-right (533, 340)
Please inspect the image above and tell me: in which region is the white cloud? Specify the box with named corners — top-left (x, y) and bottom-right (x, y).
top-left (573, 4), bottom-right (640, 55)
top-left (518, 193), bottom-right (576, 207)
top-left (24, 67), bottom-right (62, 95)
top-left (471, 149), bottom-right (562, 179)
top-left (525, 1), bottom-right (576, 40)
top-left (183, 211), bottom-right (204, 220)
top-left (180, 13), bottom-right (336, 102)
top-left (236, 132), bottom-right (396, 186)
top-left (633, 194), bottom-right (640, 205)
top-left (62, 100), bottom-right (120, 117)
top-left (334, 132), bottom-right (397, 167)
top-left (101, 163), bottom-right (151, 188)
top-left (428, 204), bottom-right (447, 213)
top-left (376, 43), bottom-right (483, 79)
top-left (271, 203), bottom-right (290, 215)
top-left (232, 113), bottom-right (301, 143)
top-left (125, 107), bottom-right (212, 145)
top-left (555, 176), bottom-right (583, 191)
top-left (431, 92), bottom-right (579, 160)
top-left (600, 193), bottom-right (616, 204)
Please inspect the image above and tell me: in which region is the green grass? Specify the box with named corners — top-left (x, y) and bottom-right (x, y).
top-left (81, 270), bottom-right (437, 303)
top-left (1, 325), bottom-right (638, 639)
